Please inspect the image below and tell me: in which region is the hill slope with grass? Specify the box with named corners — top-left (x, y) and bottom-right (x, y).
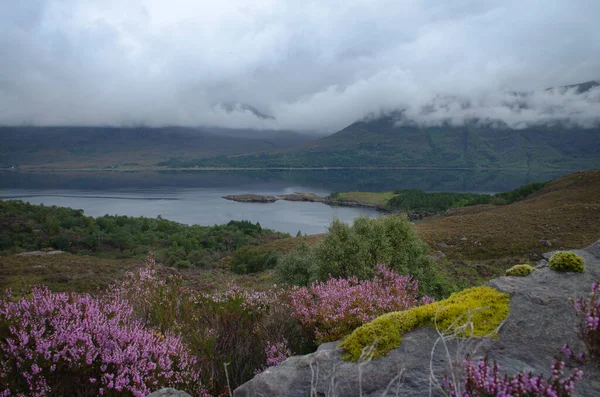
top-left (168, 119), bottom-right (600, 170)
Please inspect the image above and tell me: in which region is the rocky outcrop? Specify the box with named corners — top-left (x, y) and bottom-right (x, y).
top-left (233, 242), bottom-right (600, 397)
top-left (146, 388), bottom-right (191, 397)
top-left (16, 250), bottom-right (64, 256)
top-left (223, 194), bottom-right (278, 203)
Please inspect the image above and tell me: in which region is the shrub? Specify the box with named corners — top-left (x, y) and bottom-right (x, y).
top-left (442, 359), bottom-right (582, 397)
top-left (274, 242), bottom-right (317, 287)
top-left (505, 264), bottom-right (536, 277)
top-left (289, 265), bottom-right (429, 344)
top-left (549, 252), bottom-right (585, 273)
top-left (339, 286), bottom-right (510, 361)
top-left (175, 259), bottom-right (192, 269)
top-left (570, 282), bottom-right (600, 360)
top-left (230, 246), bottom-right (278, 274)
top-left (312, 215), bottom-right (451, 298)
top-left (0, 287), bottom-right (205, 397)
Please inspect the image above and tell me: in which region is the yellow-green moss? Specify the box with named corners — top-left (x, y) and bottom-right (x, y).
top-left (505, 264), bottom-right (535, 277)
top-left (549, 252), bottom-right (584, 273)
top-left (338, 286), bottom-right (510, 362)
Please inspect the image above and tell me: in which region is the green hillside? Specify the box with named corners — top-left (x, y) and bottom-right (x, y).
top-left (164, 118), bottom-right (600, 170)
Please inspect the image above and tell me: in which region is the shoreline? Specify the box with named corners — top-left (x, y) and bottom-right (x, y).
top-left (0, 166), bottom-right (578, 173)
top-left (222, 192), bottom-right (431, 221)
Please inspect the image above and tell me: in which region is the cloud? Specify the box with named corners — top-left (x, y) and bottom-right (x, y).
top-left (0, 0), bottom-right (599, 132)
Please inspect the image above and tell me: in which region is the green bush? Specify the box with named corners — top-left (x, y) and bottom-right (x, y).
top-left (231, 246), bottom-right (278, 274)
top-left (505, 264), bottom-right (536, 277)
top-left (175, 260), bottom-right (192, 269)
top-left (274, 243), bottom-right (317, 287)
top-left (549, 252), bottom-right (584, 273)
top-left (276, 216), bottom-right (451, 298)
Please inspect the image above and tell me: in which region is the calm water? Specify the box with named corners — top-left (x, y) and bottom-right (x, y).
top-left (0, 169), bottom-right (567, 235)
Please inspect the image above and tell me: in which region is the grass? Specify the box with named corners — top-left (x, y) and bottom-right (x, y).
top-left (0, 253), bottom-right (141, 296)
top-left (333, 191), bottom-right (396, 207)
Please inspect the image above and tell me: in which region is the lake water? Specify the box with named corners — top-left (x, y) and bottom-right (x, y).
top-left (0, 169), bottom-right (567, 235)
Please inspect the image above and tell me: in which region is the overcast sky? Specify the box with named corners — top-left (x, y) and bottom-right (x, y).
top-left (1, 0), bottom-right (599, 132)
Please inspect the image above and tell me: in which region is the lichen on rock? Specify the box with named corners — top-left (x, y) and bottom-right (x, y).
top-left (549, 252), bottom-right (585, 273)
top-left (505, 264), bottom-right (536, 277)
top-left (339, 286), bottom-right (510, 361)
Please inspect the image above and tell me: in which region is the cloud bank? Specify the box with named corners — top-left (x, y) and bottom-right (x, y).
top-left (1, 0), bottom-right (599, 132)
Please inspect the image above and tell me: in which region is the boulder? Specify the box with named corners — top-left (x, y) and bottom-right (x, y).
top-left (234, 242), bottom-right (600, 397)
top-left (146, 388), bottom-right (192, 397)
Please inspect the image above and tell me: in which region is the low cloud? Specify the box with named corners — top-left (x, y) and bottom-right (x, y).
top-left (0, 0), bottom-right (599, 132)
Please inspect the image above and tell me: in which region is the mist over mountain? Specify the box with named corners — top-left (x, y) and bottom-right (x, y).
top-left (2, 1), bottom-right (600, 132)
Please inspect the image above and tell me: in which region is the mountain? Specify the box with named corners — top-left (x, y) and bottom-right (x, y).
top-left (164, 117), bottom-right (600, 170)
top-left (167, 81), bottom-right (600, 170)
top-left (0, 126), bottom-right (316, 168)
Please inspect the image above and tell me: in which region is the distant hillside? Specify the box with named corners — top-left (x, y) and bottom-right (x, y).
top-left (0, 126), bottom-right (315, 168)
top-left (166, 118), bottom-right (600, 170)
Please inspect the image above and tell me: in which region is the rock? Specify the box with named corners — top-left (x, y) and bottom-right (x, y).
top-left (222, 194), bottom-right (278, 203)
top-left (539, 239), bottom-right (553, 247)
top-left (17, 250), bottom-right (64, 257)
top-left (146, 388), bottom-right (192, 397)
top-left (234, 241), bottom-right (600, 397)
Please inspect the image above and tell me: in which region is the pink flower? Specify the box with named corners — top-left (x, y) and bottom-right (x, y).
top-left (289, 264), bottom-right (429, 343)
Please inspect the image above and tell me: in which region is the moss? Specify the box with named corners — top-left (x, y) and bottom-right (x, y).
top-left (505, 264), bottom-right (535, 277)
top-left (339, 286), bottom-right (510, 362)
top-left (549, 252), bottom-right (584, 273)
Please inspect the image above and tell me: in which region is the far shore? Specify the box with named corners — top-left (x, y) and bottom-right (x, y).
top-left (0, 165), bottom-right (575, 173)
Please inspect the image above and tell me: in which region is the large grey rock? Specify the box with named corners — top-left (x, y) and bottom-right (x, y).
top-left (234, 242), bottom-right (600, 397)
top-left (146, 388), bottom-right (192, 397)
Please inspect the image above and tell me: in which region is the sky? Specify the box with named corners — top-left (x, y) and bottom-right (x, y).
top-left (1, 0), bottom-right (599, 132)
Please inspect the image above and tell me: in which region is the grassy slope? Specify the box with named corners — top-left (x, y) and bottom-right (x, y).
top-left (335, 191), bottom-right (396, 207)
top-left (416, 169), bottom-right (600, 261)
top-left (0, 253), bottom-right (141, 295)
top-left (0, 252), bottom-right (283, 297)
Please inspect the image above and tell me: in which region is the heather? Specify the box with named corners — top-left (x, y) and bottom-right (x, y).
top-left (113, 260), bottom-right (436, 393)
top-left (289, 264), bottom-right (431, 344)
top-left (570, 281), bottom-right (600, 360)
top-left (111, 255), bottom-right (310, 394)
top-left (442, 359), bottom-right (583, 397)
top-left (0, 286), bottom-right (206, 397)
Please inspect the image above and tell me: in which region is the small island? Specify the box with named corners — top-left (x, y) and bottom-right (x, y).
top-left (222, 193), bottom-right (279, 203)
top-left (222, 182), bottom-right (547, 221)
top-left (223, 191), bottom-right (388, 210)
